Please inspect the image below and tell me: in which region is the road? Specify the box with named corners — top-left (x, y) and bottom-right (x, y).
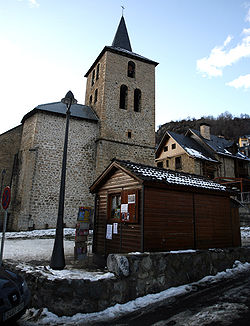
top-left (98, 268), bottom-right (250, 326)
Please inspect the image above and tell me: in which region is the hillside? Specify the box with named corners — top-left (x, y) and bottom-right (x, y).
top-left (156, 112), bottom-right (250, 146)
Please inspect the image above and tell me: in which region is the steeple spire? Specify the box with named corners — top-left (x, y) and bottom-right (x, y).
top-left (112, 16), bottom-right (132, 52)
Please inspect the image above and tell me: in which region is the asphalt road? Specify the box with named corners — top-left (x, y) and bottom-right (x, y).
top-left (97, 268), bottom-right (250, 326)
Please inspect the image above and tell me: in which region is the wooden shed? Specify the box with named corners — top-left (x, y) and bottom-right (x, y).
top-left (90, 159), bottom-right (241, 256)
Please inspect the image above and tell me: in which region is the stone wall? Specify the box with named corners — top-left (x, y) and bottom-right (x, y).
top-left (0, 125), bottom-right (22, 228)
top-left (11, 112), bottom-right (98, 230)
top-left (7, 248), bottom-right (250, 316)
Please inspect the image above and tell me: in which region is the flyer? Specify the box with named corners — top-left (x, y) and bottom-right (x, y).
top-left (106, 224), bottom-right (113, 240)
top-left (113, 223), bottom-right (118, 234)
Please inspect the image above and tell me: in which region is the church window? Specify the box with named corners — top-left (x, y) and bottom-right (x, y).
top-left (128, 61), bottom-right (135, 78)
top-left (94, 89), bottom-right (98, 103)
top-left (91, 69), bottom-right (95, 86)
top-left (96, 63), bottom-right (100, 80)
top-left (134, 89), bottom-right (141, 112)
top-left (127, 130), bottom-right (132, 138)
top-left (119, 85), bottom-right (128, 109)
top-left (89, 95), bottom-right (92, 105)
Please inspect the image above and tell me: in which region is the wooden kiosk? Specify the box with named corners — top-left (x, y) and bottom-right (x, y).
top-left (90, 160), bottom-right (241, 256)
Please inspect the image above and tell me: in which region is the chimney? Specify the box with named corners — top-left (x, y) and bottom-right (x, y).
top-left (200, 123), bottom-right (211, 140)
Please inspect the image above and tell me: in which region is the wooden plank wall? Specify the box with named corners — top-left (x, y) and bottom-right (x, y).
top-left (144, 187), bottom-right (195, 251)
top-left (144, 186), bottom-right (237, 251)
top-left (195, 194), bottom-right (233, 249)
top-left (93, 169), bottom-right (142, 255)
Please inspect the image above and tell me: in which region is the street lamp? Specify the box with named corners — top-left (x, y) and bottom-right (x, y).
top-left (50, 91), bottom-right (77, 270)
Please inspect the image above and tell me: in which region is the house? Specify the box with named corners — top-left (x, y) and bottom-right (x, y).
top-left (90, 159), bottom-right (241, 256)
top-left (239, 135), bottom-right (250, 158)
top-left (156, 123), bottom-right (250, 180)
top-left (0, 16), bottom-right (157, 231)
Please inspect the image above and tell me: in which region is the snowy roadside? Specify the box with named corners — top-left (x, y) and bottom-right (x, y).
top-left (18, 261), bottom-right (250, 326)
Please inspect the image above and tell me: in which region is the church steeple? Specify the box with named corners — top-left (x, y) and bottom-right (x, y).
top-left (112, 16), bottom-right (132, 52)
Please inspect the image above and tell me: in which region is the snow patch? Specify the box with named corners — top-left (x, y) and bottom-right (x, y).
top-left (19, 261), bottom-right (250, 326)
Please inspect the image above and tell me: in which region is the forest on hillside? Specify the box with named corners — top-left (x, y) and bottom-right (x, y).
top-left (155, 112), bottom-right (250, 146)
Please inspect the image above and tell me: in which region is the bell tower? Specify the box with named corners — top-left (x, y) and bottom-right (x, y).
top-left (84, 16), bottom-right (158, 176)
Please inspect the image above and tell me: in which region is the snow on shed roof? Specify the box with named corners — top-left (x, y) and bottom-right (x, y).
top-left (113, 160), bottom-right (227, 192)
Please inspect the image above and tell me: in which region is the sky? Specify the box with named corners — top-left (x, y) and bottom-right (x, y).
top-left (0, 0), bottom-right (250, 135)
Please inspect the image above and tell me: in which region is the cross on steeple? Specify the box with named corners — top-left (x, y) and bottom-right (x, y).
top-left (121, 5), bottom-right (125, 16)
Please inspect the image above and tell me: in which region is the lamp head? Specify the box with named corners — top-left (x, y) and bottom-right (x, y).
top-left (61, 91), bottom-right (77, 108)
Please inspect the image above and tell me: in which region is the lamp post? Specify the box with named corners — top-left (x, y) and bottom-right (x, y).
top-left (50, 91), bottom-right (77, 270)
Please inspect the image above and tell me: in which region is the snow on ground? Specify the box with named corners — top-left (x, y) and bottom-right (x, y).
top-left (16, 262), bottom-right (114, 281)
top-left (2, 228), bottom-right (75, 239)
top-left (18, 261), bottom-right (250, 326)
top-left (3, 238), bottom-right (74, 262)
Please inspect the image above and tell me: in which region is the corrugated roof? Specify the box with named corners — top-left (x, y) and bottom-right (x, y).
top-left (21, 102), bottom-right (98, 124)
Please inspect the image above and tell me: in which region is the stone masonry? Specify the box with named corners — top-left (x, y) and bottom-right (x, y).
top-left (10, 112), bottom-right (98, 230)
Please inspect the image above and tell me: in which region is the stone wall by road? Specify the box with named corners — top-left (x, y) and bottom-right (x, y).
top-left (6, 247), bottom-right (250, 316)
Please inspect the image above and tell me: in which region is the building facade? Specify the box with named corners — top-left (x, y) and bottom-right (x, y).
top-left (0, 16), bottom-right (158, 230)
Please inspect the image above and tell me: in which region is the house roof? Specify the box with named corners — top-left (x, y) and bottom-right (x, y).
top-left (21, 102), bottom-right (99, 124)
top-left (156, 131), bottom-right (218, 163)
top-left (90, 159), bottom-right (227, 193)
top-left (188, 129), bottom-right (249, 161)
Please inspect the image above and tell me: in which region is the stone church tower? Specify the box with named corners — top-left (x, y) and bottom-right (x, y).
top-left (84, 16), bottom-right (158, 176)
top-left (0, 16), bottom-right (158, 230)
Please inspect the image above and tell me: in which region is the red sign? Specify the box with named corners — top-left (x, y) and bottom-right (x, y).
top-left (2, 187), bottom-right (11, 210)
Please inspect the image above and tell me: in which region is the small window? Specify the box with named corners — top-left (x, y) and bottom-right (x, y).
top-left (166, 160), bottom-right (169, 168)
top-left (89, 95), bottom-right (92, 105)
top-left (128, 61), bottom-right (135, 78)
top-left (109, 194), bottom-right (121, 219)
top-left (119, 85), bottom-right (128, 109)
top-left (128, 131), bottom-right (132, 138)
top-left (157, 162), bottom-right (163, 168)
top-left (91, 69), bottom-right (95, 86)
top-left (96, 63), bottom-right (100, 80)
top-left (172, 144), bottom-right (176, 150)
top-left (94, 89), bottom-right (98, 103)
top-left (175, 156), bottom-right (182, 170)
top-left (134, 89), bottom-right (141, 112)
top-left (164, 146), bottom-right (168, 152)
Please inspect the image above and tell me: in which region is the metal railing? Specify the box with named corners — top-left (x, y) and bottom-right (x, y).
top-left (237, 192), bottom-right (250, 204)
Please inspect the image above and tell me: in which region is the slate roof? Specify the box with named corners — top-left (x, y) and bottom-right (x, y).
top-left (90, 159), bottom-right (227, 193)
top-left (112, 16), bottom-right (132, 51)
top-left (163, 131), bottom-right (218, 163)
top-left (21, 102), bottom-right (99, 124)
top-left (84, 17), bottom-right (158, 77)
top-left (188, 129), bottom-right (249, 161)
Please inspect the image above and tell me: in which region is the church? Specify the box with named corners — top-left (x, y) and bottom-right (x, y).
top-left (0, 16), bottom-right (158, 231)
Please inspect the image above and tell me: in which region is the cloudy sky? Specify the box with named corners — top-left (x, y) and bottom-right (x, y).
top-left (0, 0), bottom-right (250, 134)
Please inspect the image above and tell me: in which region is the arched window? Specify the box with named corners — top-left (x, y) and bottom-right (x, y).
top-left (127, 61), bottom-right (135, 78)
top-left (119, 85), bottom-right (128, 109)
top-left (89, 95), bottom-right (92, 105)
top-left (91, 69), bottom-right (95, 86)
top-left (96, 63), bottom-right (100, 81)
top-left (94, 89), bottom-right (98, 103)
top-left (134, 88), bottom-right (141, 112)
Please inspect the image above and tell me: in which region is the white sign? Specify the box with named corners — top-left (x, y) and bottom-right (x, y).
top-left (106, 224), bottom-right (112, 240)
top-left (121, 204), bottom-right (128, 213)
top-left (128, 194), bottom-right (135, 204)
top-left (113, 223), bottom-right (118, 234)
